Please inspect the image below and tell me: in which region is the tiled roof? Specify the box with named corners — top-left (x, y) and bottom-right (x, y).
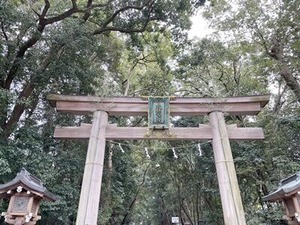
top-left (263, 171), bottom-right (300, 202)
top-left (0, 168), bottom-right (59, 202)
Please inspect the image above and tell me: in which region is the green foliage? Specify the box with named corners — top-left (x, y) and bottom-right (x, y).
top-left (175, 38), bottom-right (268, 97)
top-left (202, 0), bottom-right (300, 102)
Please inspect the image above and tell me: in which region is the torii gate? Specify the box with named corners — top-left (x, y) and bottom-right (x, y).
top-left (48, 94), bottom-right (269, 225)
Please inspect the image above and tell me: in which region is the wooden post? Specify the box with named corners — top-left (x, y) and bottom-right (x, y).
top-left (209, 111), bottom-right (246, 225)
top-left (76, 111), bottom-right (108, 225)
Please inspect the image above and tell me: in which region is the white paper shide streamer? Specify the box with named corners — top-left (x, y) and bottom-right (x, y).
top-left (118, 143), bottom-right (125, 153)
top-left (198, 143), bottom-right (202, 156)
top-left (172, 147), bottom-right (178, 159)
top-left (145, 147), bottom-right (151, 159)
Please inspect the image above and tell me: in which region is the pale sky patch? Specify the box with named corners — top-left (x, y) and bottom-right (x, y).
top-left (189, 10), bottom-right (214, 39)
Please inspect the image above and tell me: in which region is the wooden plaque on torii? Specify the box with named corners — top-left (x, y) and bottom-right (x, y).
top-left (48, 94), bottom-right (270, 225)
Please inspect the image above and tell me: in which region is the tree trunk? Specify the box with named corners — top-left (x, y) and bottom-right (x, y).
top-left (268, 37), bottom-right (300, 102)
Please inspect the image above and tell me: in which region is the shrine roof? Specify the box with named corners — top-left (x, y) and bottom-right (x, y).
top-left (0, 168), bottom-right (59, 202)
top-left (262, 171), bottom-right (300, 202)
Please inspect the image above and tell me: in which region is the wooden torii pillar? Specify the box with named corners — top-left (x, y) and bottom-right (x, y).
top-left (48, 94), bottom-right (269, 225)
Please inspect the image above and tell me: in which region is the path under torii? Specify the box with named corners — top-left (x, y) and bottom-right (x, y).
top-left (48, 94), bottom-right (269, 225)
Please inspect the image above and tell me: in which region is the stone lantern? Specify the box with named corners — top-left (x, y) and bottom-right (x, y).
top-left (263, 171), bottom-right (300, 225)
top-left (0, 168), bottom-right (59, 225)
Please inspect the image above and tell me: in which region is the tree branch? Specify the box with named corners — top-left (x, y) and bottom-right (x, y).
top-left (119, 164), bottom-right (150, 225)
top-left (2, 83), bottom-right (34, 139)
top-left (82, 0), bottom-right (93, 21)
top-left (1, 22), bottom-right (8, 41)
top-left (43, 6), bottom-right (81, 25)
top-left (251, 20), bottom-right (271, 56)
top-left (2, 0), bottom-right (80, 91)
top-left (2, 44), bottom-right (65, 138)
top-left (93, 18), bottom-right (154, 35)
top-left (93, 0), bottom-right (156, 35)
top-left (82, 0), bottom-right (116, 21)
top-left (41, 0), bottom-right (50, 18)
top-left (104, 4), bottom-right (147, 28)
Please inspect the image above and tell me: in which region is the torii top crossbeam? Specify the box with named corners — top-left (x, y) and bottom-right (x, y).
top-left (48, 94), bottom-right (269, 116)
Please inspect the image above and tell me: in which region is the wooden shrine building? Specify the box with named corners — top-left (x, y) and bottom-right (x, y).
top-left (263, 171), bottom-right (300, 225)
top-left (48, 94), bottom-right (270, 225)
